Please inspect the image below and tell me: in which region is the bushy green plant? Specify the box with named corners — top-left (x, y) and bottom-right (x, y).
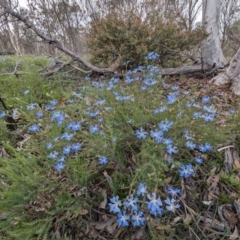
top-left (85, 9), bottom-right (207, 69)
top-left (0, 56), bottom-right (239, 239)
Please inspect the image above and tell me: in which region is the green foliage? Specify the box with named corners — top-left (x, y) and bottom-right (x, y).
top-left (86, 9), bottom-right (207, 69)
top-left (0, 56), bottom-right (238, 239)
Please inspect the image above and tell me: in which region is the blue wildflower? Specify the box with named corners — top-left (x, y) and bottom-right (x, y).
top-left (26, 103), bottom-right (38, 110)
top-left (202, 113), bottom-right (215, 122)
top-left (158, 120), bottom-right (173, 132)
top-left (117, 211), bottom-right (130, 227)
top-left (202, 96), bottom-right (211, 103)
top-left (136, 183), bottom-right (147, 196)
top-left (167, 92), bottom-right (178, 104)
top-left (51, 111), bottom-right (65, 126)
top-left (46, 142), bottom-right (52, 150)
top-left (146, 52), bottom-right (160, 60)
top-left (135, 127), bottom-right (148, 140)
top-left (153, 106), bottom-right (168, 114)
top-left (124, 194), bottom-right (139, 211)
top-left (0, 110), bottom-right (6, 118)
top-left (63, 145), bottom-right (72, 155)
top-left (165, 197), bottom-right (181, 212)
top-left (67, 121), bottom-right (81, 131)
top-left (23, 89), bottom-right (30, 95)
top-left (195, 156), bottom-right (203, 164)
top-left (171, 85), bottom-right (179, 91)
top-left (71, 143), bottom-right (82, 152)
top-left (143, 78), bottom-right (157, 86)
top-left (178, 164), bottom-right (195, 178)
top-left (12, 109), bottom-right (20, 119)
top-left (36, 111), bottom-right (44, 118)
top-left (89, 124), bottom-right (99, 134)
top-left (167, 186), bottom-right (181, 196)
top-left (109, 196), bottom-right (122, 213)
top-left (55, 161), bottom-right (65, 171)
top-left (163, 138), bottom-right (173, 145)
top-left (50, 99), bottom-right (58, 106)
top-left (28, 124), bottom-right (40, 132)
top-left (166, 144), bottom-right (178, 155)
top-left (47, 151), bottom-right (59, 159)
top-left (45, 104), bottom-right (54, 111)
top-left (98, 156), bottom-right (108, 165)
top-left (150, 129), bottom-right (163, 143)
top-left (146, 193), bottom-right (163, 217)
top-left (198, 142), bottom-right (212, 152)
top-left (185, 141), bottom-right (196, 150)
top-left (60, 132), bottom-right (74, 141)
top-left (131, 211), bottom-right (145, 227)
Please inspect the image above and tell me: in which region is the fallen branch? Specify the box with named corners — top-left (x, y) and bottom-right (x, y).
top-left (0, 0), bottom-right (115, 75)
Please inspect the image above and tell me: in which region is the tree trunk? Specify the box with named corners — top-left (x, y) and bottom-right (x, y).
top-left (201, 0), bottom-right (226, 69)
top-left (211, 47), bottom-right (240, 95)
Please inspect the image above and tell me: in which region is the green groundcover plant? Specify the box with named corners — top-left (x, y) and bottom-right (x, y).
top-left (0, 55), bottom-right (239, 239)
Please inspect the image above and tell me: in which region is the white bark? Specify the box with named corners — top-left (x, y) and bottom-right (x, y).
top-left (202, 0), bottom-right (226, 69)
top-left (211, 47), bottom-right (240, 95)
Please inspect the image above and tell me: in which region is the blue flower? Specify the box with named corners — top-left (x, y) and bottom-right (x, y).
top-left (71, 143), bottom-right (82, 152)
top-left (55, 161), bottom-right (65, 171)
top-left (198, 142), bottom-right (212, 152)
top-left (98, 156), bottom-right (108, 165)
top-left (125, 75), bottom-right (134, 84)
top-left (195, 156), bottom-right (203, 164)
top-left (36, 111), bottom-right (44, 118)
top-left (46, 142), bottom-right (52, 150)
top-left (73, 92), bottom-right (82, 98)
top-left (45, 104), bottom-right (54, 111)
top-left (146, 52), bottom-right (160, 60)
top-left (153, 106), bottom-right (168, 114)
top-left (28, 124), bottom-right (40, 132)
top-left (150, 129), bottom-right (163, 143)
top-left (23, 89), bottom-right (30, 95)
top-left (131, 211), bottom-right (145, 227)
top-left (167, 92), bottom-right (178, 104)
top-left (94, 99), bottom-right (106, 105)
top-left (165, 197), bottom-right (181, 212)
top-left (136, 183), bottom-right (147, 196)
top-left (185, 141), bottom-right (196, 150)
top-left (88, 109), bottom-right (100, 118)
top-left (89, 124), bottom-right (99, 134)
top-left (109, 196), bottom-right (122, 213)
top-left (143, 78), bottom-right (157, 86)
top-left (146, 193), bottom-right (163, 217)
top-left (171, 85), bottom-right (179, 91)
top-left (178, 164), bottom-right (195, 178)
top-left (158, 120), bottom-right (173, 132)
top-left (117, 211), bottom-right (130, 227)
top-left (135, 127), bottom-right (148, 140)
top-left (50, 99), bottom-right (58, 106)
top-left (0, 110), bottom-right (6, 118)
top-left (167, 186), bottom-right (181, 196)
top-left (26, 103), bottom-right (38, 110)
top-left (67, 121), bottom-right (81, 131)
top-left (202, 96), bottom-right (211, 103)
top-left (124, 194), bottom-right (139, 211)
top-left (51, 111), bottom-right (65, 126)
top-left (60, 132), bottom-right (74, 141)
top-left (202, 113), bottom-right (215, 122)
top-left (47, 151), bottom-right (59, 159)
top-left (12, 109), bottom-right (20, 119)
top-left (63, 145), bottom-right (72, 155)
top-left (163, 138), bottom-right (173, 145)
top-left (166, 144), bottom-right (178, 155)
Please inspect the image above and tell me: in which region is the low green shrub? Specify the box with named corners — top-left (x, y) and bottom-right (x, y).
top-left (86, 9), bottom-right (207, 69)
